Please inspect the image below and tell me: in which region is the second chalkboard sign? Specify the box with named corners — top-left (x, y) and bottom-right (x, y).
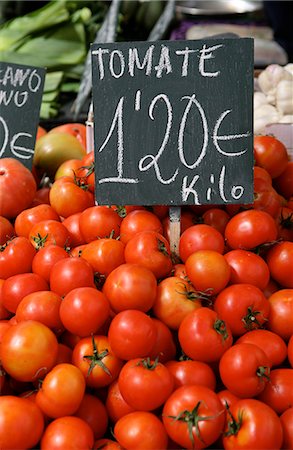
top-left (91, 38), bottom-right (254, 206)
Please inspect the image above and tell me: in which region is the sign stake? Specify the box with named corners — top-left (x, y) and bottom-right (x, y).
top-left (169, 206), bottom-right (181, 258)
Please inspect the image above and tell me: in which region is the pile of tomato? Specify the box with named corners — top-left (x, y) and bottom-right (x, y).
top-left (0, 127), bottom-right (292, 450)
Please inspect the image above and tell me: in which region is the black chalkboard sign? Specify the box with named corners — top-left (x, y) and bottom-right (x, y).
top-left (91, 38), bottom-right (254, 206)
top-left (0, 61), bottom-right (45, 169)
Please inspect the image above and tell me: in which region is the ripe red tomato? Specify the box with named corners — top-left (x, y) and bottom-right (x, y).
top-left (266, 241), bottom-right (293, 288)
top-left (50, 257), bottom-right (95, 297)
top-left (280, 407), bottom-right (293, 449)
top-left (202, 207), bottom-right (230, 235)
top-left (257, 368), bottom-right (293, 415)
top-left (49, 176), bottom-right (94, 218)
top-left (14, 204), bottom-right (60, 239)
top-left (274, 160), bottom-right (293, 199)
top-left (236, 329), bottom-right (287, 367)
top-left (15, 290), bottom-right (63, 334)
top-left (0, 280), bottom-right (10, 320)
top-left (224, 249), bottom-right (270, 290)
top-left (214, 283), bottom-right (270, 336)
top-left (275, 206), bottom-right (293, 241)
top-left (179, 224), bottom-right (225, 262)
top-left (79, 206), bottom-right (122, 242)
top-left (59, 287), bottom-right (110, 337)
top-left (75, 393), bottom-right (108, 440)
top-left (225, 209), bottom-right (278, 250)
top-left (36, 363), bottom-right (86, 418)
top-left (120, 209), bottom-right (163, 244)
top-left (0, 395), bottom-right (44, 449)
top-left (148, 317), bottom-right (177, 363)
top-left (54, 158), bottom-right (84, 180)
top-left (222, 398), bottom-right (283, 450)
top-left (254, 135), bottom-right (289, 178)
top-left (29, 219), bottom-right (72, 250)
top-left (114, 411), bottom-right (168, 450)
top-left (267, 289), bottom-right (293, 341)
top-left (72, 335), bottom-right (123, 389)
top-left (0, 236), bottom-right (36, 279)
top-left (152, 276), bottom-right (201, 330)
top-left (62, 212), bottom-right (86, 247)
top-left (41, 416), bottom-right (94, 450)
top-left (82, 238), bottom-right (125, 278)
top-left (288, 335), bottom-right (293, 368)
top-left (107, 310), bottom-right (157, 360)
top-left (178, 307), bottom-right (233, 363)
top-left (165, 359), bottom-right (216, 391)
top-left (103, 263), bottom-right (157, 313)
top-left (0, 216), bottom-right (14, 245)
top-left (217, 389), bottom-right (240, 410)
top-left (2, 272), bottom-right (48, 313)
top-left (0, 158), bottom-right (37, 218)
top-left (30, 186), bottom-right (51, 206)
top-left (186, 250), bottom-right (231, 295)
top-left (162, 384), bottom-right (225, 449)
top-left (106, 380), bottom-right (135, 423)
top-left (124, 231), bottom-right (173, 279)
top-left (93, 439), bottom-right (122, 449)
top-left (31, 244), bottom-right (69, 283)
top-left (219, 343), bottom-right (271, 398)
top-left (253, 180), bottom-right (281, 217)
top-left (1, 320), bottom-right (58, 382)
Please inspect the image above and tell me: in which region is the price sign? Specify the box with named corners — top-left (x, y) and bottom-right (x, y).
top-left (0, 61), bottom-right (45, 169)
top-left (91, 38), bottom-right (254, 206)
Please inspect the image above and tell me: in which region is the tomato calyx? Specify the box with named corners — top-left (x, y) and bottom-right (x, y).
top-left (242, 306), bottom-right (267, 330)
top-left (31, 233), bottom-right (49, 249)
top-left (72, 172), bottom-right (91, 191)
top-left (166, 401), bottom-right (219, 446)
top-left (175, 281), bottom-right (212, 304)
top-left (83, 335), bottom-right (111, 377)
top-left (224, 405), bottom-right (243, 437)
top-left (279, 211), bottom-right (293, 230)
top-left (251, 239), bottom-right (282, 255)
top-left (136, 356), bottom-right (160, 371)
top-left (112, 205), bottom-right (128, 218)
top-left (213, 318), bottom-right (230, 342)
top-left (157, 238), bottom-right (170, 257)
top-left (79, 161), bottom-right (95, 177)
top-left (256, 365), bottom-right (271, 382)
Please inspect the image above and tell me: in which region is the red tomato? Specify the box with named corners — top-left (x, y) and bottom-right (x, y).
top-left (152, 276), bottom-right (201, 330)
top-left (266, 241), bottom-right (293, 288)
top-left (254, 165), bottom-right (273, 189)
top-left (72, 335), bottom-right (123, 389)
top-left (148, 318), bottom-right (177, 363)
top-left (36, 363), bottom-right (86, 418)
top-left (107, 310), bottom-right (157, 361)
top-left (29, 219), bottom-right (72, 250)
top-left (54, 158), bottom-right (84, 180)
top-left (31, 186), bottom-right (51, 206)
top-left (78, 151), bottom-right (95, 193)
top-left (267, 289), bottom-right (293, 341)
top-left (288, 335), bottom-right (293, 368)
top-left (94, 438), bottom-right (122, 450)
top-left (79, 206), bottom-right (122, 242)
top-left (124, 231), bottom-right (173, 280)
top-left (32, 244), bottom-right (69, 283)
top-left (202, 207), bottom-right (230, 235)
top-left (15, 290), bottom-right (63, 334)
top-left (120, 209), bottom-right (163, 244)
top-left (253, 181), bottom-right (281, 217)
top-left (225, 209), bottom-right (278, 250)
top-left (0, 395), bottom-right (44, 449)
top-left (186, 250), bottom-right (231, 295)
top-left (280, 407), bottom-right (293, 449)
top-left (224, 249), bottom-right (270, 290)
top-left (118, 357), bottom-right (174, 411)
top-left (254, 135), bottom-right (289, 178)
top-left (106, 380), bottom-right (135, 423)
top-left (55, 343), bottom-right (73, 365)
top-left (0, 236), bottom-right (36, 279)
top-left (274, 160), bottom-right (293, 199)
top-left (49, 176), bottom-right (94, 218)
top-left (50, 257), bottom-right (95, 297)
top-left (103, 263), bottom-right (157, 313)
top-left (236, 329), bottom-right (287, 367)
top-left (0, 158), bottom-right (37, 218)
top-left (82, 238), bottom-right (125, 278)
top-left (114, 411), bottom-right (168, 450)
top-left (75, 393), bottom-right (108, 440)
top-left (257, 368), bottom-right (293, 415)
top-left (162, 385), bottom-right (225, 449)
top-left (0, 216), bottom-right (14, 245)
top-left (41, 416), bottom-right (94, 450)
top-left (1, 320), bottom-right (58, 382)
top-left (179, 224), bottom-right (225, 262)
top-left (59, 287), bottom-right (110, 337)
top-left (2, 272), bottom-right (48, 313)
top-left (62, 212), bottom-right (86, 247)
top-left (178, 307), bottom-right (233, 363)
top-left (0, 280), bottom-right (10, 320)
top-left (219, 343), bottom-right (271, 398)
top-left (222, 398), bottom-right (283, 450)
top-left (214, 284), bottom-right (270, 336)
top-left (217, 389), bottom-right (240, 410)
top-left (165, 359), bottom-right (216, 391)
top-left (275, 206), bottom-right (293, 241)
top-left (263, 278), bottom-right (279, 298)
top-left (14, 204), bottom-right (60, 239)
top-left (49, 123), bottom-right (87, 149)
